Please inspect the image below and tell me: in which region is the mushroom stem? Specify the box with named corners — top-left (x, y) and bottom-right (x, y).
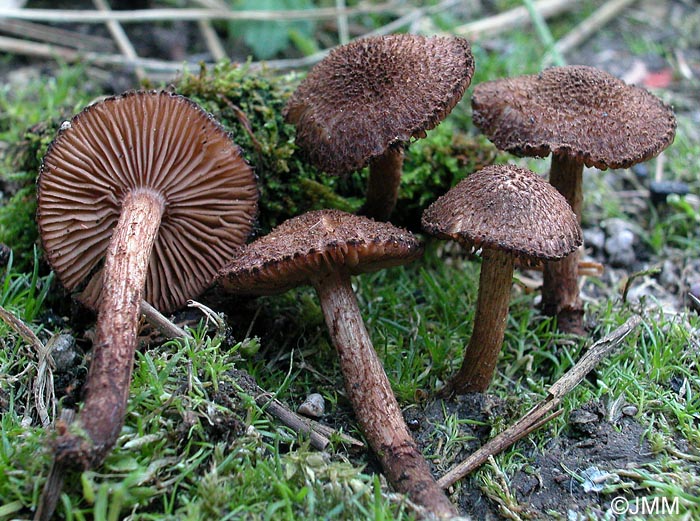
top-left (447, 249), bottom-right (514, 394)
top-left (542, 153), bottom-right (584, 331)
top-left (312, 269), bottom-right (457, 519)
top-left (55, 189), bottom-right (165, 469)
top-left (362, 146), bottom-right (404, 221)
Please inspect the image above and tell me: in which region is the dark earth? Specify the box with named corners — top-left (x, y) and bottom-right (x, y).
top-left (1, 0), bottom-right (699, 519)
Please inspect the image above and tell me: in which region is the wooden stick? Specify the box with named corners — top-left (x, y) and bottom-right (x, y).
top-left (522, 0), bottom-right (566, 65)
top-left (452, 0), bottom-right (575, 40)
top-left (0, 0), bottom-right (566, 74)
top-left (0, 4), bottom-right (411, 23)
top-left (192, 0), bottom-right (227, 60)
top-left (552, 0), bottom-right (639, 59)
top-left (140, 300), bottom-right (191, 341)
top-left (197, 19), bottom-right (227, 60)
top-left (437, 314), bottom-right (642, 488)
top-left (365, 0), bottom-right (459, 38)
top-left (92, 0), bottom-right (145, 80)
top-left (335, 0), bottom-right (350, 45)
top-left (0, 18), bottom-right (114, 51)
top-left (255, 390), bottom-right (364, 451)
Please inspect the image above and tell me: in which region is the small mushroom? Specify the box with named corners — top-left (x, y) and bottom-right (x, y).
top-left (284, 34), bottom-right (474, 221)
top-left (218, 209), bottom-right (457, 518)
top-left (472, 65), bottom-right (676, 333)
top-left (422, 165), bottom-right (582, 394)
top-left (38, 91), bottom-right (258, 468)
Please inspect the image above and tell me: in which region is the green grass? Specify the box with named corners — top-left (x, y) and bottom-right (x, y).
top-left (1, 4), bottom-right (700, 519)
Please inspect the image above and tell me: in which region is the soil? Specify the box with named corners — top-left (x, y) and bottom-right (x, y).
top-left (2, 0), bottom-right (699, 519)
top-left (403, 395), bottom-right (654, 519)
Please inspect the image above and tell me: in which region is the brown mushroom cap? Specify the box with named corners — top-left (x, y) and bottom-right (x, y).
top-left (422, 164), bottom-right (582, 264)
top-left (471, 65), bottom-right (676, 169)
top-left (283, 34), bottom-right (475, 175)
top-left (38, 90), bottom-right (258, 312)
top-left (218, 209), bottom-right (423, 295)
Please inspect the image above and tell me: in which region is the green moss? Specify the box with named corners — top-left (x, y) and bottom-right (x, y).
top-left (1, 121), bottom-right (62, 271)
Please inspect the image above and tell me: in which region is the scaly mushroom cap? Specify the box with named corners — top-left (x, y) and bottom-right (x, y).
top-left (283, 34), bottom-right (474, 175)
top-left (218, 209), bottom-right (422, 295)
top-left (471, 65), bottom-right (676, 169)
top-left (422, 165), bottom-right (582, 265)
top-left (38, 90), bottom-right (259, 313)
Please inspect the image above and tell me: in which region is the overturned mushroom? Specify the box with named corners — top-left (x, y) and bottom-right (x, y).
top-left (472, 65), bottom-right (676, 333)
top-left (38, 90), bottom-right (258, 468)
top-left (218, 209), bottom-right (458, 518)
top-left (422, 165), bottom-right (582, 394)
top-left (284, 34), bottom-right (474, 221)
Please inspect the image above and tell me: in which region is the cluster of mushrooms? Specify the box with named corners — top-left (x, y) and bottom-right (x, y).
top-left (36, 33), bottom-right (675, 519)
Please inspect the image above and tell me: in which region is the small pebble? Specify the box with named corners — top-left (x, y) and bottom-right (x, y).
top-left (583, 228), bottom-right (605, 253)
top-left (603, 218), bottom-right (638, 267)
top-left (0, 243), bottom-right (10, 268)
top-left (649, 180), bottom-right (690, 206)
top-left (622, 405), bottom-right (638, 416)
top-left (659, 259), bottom-right (680, 289)
top-left (689, 282), bottom-right (700, 312)
top-left (298, 393), bottom-right (325, 418)
top-left (407, 418), bottom-right (421, 431)
top-left (48, 334), bottom-right (79, 372)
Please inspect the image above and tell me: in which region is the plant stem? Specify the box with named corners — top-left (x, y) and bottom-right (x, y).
top-left (362, 146), bottom-right (404, 221)
top-left (313, 269), bottom-right (458, 519)
top-left (542, 153), bottom-right (584, 333)
top-left (54, 189), bottom-right (165, 469)
top-left (447, 249), bottom-right (514, 394)
top-left (521, 0), bottom-right (566, 66)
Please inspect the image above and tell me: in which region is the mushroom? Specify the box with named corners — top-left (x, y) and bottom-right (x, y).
top-left (38, 90), bottom-right (258, 468)
top-left (218, 209), bottom-right (457, 518)
top-left (422, 165), bottom-right (582, 394)
top-left (471, 65), bottom-right (676, 333)
top-left (283, 34), bottom-right (474, 221)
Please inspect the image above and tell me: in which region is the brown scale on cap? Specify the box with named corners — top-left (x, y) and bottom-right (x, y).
top-left (471, 65), bottom-right (676, 333)
top-left (284, 34), bottom-right (474, 221)
top-left (220, 209), bottom-right (421, 294)
top-left (38, 90), bottom-right (258, 472)
top-left (423, 165), bottom-right (581, 394)
top-left (219, 210), bottom-right (458, 519)
top-left (422, 164), bottom-right (582, 265)
top-left (471, 65), bottom-right (676, 169)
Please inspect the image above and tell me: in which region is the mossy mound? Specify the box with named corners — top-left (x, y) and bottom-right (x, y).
top-left (1, 121), bottom-right (62, 271)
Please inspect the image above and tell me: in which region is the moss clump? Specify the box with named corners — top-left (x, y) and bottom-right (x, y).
top-left (1, 121), bottom-right (62, 271)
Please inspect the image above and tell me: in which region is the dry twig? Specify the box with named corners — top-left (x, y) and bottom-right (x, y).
top-left (0, 18), bottom-right (113, 51)
top-left (92, 0), bottom-right (145, 80)
top-left (0, 305), bottom-right (55, 428)
top-left (0, 4), bottom-right (412, 23)
top-left (438, 314), bottom-right (643, 488)
top-left (451, 0), bottom-right (575, 40)
top-left (548, 0), bottom-right (640, 65)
